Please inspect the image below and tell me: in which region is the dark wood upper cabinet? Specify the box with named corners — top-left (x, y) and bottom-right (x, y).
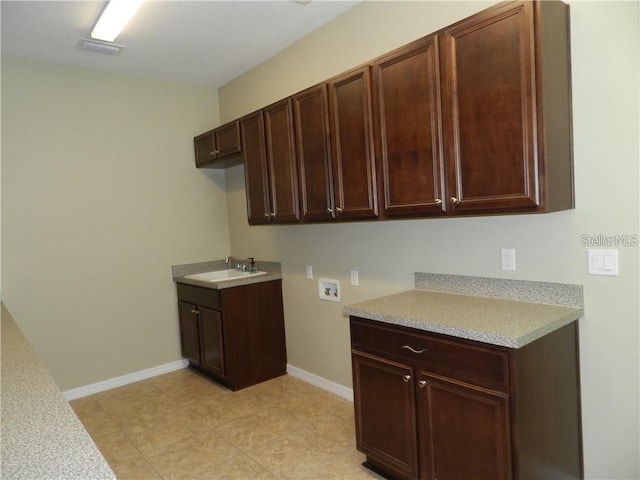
top-left (293, 67), bottom-right (378, 223)
top-left (328, 66), bottom-right (378, 220)
top-left (223, 0), bottom-right (573, 224)
top-left (241, 111), bottom-right (271, 224)
top-left (241, 102), bottom-right (300, 225)
top-left (293, 84), bottom-right (334, 222)
top-left (264, 99), bottom-right (300, 223)
top-left (440, 0), bottom-right (573, 214)
top-left (373, 35), bottom-right (446, 219)
top-left (194, 120), bottom-right (242, 168)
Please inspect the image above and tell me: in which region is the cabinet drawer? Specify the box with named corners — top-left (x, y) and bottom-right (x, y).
top-left (177, 283), bottom-right (221, 310)
top-left (350, 317), bottom-right (509, 390)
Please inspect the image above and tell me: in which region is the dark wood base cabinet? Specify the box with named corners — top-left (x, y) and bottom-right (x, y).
top-left (177, 280), bottom-right (287, 391)
top-left (350, 317), bottom-right (583, 480)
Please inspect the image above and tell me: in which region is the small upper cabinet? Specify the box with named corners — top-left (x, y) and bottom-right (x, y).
top-left (194, 120), bottom-right (242, 168)
top-left (440, 0), bottom-right (573, 214)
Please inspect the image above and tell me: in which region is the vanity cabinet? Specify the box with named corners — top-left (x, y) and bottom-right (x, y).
top-left (177, 280), bottom-right (287, 390)
top-left (194, 120), bottom-right (242, 168)
top-left (350, 316), bottom-right (582, 480)
top-left (294, 66), bottom-right (377, 222)
top-left (241, 102), bottom-right (300, 224)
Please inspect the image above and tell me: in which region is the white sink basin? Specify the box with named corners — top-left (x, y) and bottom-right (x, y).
top-left (184, 269), bottom-right (267, 282)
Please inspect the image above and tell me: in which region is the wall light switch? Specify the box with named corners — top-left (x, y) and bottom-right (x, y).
top-left (501, 248), bottom-right (516, 271)
top-left (305, 265), bottom-right (313, 280)
top-left (350, 270), bottom-right (359, 286)
top-left (588, 249), bottom-right (619, 276)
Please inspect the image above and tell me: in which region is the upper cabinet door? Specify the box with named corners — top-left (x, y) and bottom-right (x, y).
top-left (374, 35), bottom-right (446, 219)
top-left (328, 66), bottom-right (378, 220)
top-left (264, 99), bottom-right (300, 223)
top-left (441, 1), bottom-right (539, 213)
top-left (213, 120), bottom-right (241, 159)
top-left (293, 84), bottom-right (334, 222)
top-left (241, 112), bottom-right (271, 225)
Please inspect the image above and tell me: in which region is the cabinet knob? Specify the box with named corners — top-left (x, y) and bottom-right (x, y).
top-left (270, 212), bottom-right (276, 218)
top-left (191, 309), bottom-right (198, 315)
top-left (434, 198), bottom-right (442, 205)
top-left (210, 150), bottom-right (219, 157)
top-left (335, 206), bottom-right (343, 213)
top-left (264, 213), bottom-right (270, 218)
top-left (402, 374), bottom-right (411, 383)
top-left (327, 208), bottom-right (333, 214)
top-left (419, 380), bottom-right (427, 388)
top-left (450, 196), bottom-right (459, 205)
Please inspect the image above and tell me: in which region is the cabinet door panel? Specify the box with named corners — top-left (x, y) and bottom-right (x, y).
top-left (374, 35), bottom-right (445, 218)
top-left (241, 112), bottom-right (271, 224)
top-left (419, 372), bottom-right (512, 480)
top-left (352, 351), bottom-right (419, 480)
top-left (329, 66), bottom-right (378, 220)
top-left (194, 130), bottom-right (216, 167)
top-left (264, 99), bottom-right (300, 223)
top-left (199, 307), bottom-right (225, 377)
top-left (442, 1), bottom-right (538, 212)
top-left (293, 84), bottom-right (334, 221)
top-left (214, 120), bottom-right (241, 159)
top-left (178, 301), bottom-right (200, 364)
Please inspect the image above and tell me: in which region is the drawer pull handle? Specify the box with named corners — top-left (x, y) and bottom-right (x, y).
top-left (418, 380), bottom-right (427, 388)
top-left (402, 345), bottom-right (428, 354)
top-left (402, 375), bottom-right (411, 383)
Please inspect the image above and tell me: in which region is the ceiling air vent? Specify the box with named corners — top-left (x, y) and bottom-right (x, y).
top-left (77, 38), bottom-right (124, 55)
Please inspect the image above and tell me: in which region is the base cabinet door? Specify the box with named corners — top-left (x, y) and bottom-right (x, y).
top-left (178, 301), bottom-right (200, 365)
top-left (352, 351), bottom-right (419, 480)
top-left (199, 306), bottom-right (225, 377)
top-left (418, 373), bottom-right (512, 480)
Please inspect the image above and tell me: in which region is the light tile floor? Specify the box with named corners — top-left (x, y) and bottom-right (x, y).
top-left (70, 369), bottom-right (384, 480)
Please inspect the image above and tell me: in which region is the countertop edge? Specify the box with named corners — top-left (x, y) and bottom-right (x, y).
top-left (343, 289), bottom-right (584, 349)
top-left (1, 304), bottom-right (116, 480)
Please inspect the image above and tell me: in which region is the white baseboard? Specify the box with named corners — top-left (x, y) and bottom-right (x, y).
top-left (63, 359), bottom-right (188, 401)
top-left (62, 359), bottom-right (353, 404)
top-left (287, 364), bottom-right (353, 402)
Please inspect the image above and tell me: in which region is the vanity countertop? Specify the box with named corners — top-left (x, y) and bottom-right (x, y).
top-left (172, 259), bottom-right (282, 290)
top-left (344, 274), bottom-right (584, 349)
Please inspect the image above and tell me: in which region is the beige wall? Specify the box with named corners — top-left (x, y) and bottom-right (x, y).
top-left (220, 1), bottom-right (639, 478)
top-left (1, 57), bottom-right (230, 390)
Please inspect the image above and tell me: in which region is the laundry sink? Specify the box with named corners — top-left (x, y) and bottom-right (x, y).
top-left (184, 269), bottom-right (267, 282)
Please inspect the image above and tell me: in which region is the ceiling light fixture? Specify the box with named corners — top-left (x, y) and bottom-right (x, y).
top-left (91, 0), bottom-right (144, 43)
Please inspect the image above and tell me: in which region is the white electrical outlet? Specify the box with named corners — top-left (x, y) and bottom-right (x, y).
top-left (350, 270), bottom-right (359, 286)
top-left (305, 265), bottom-right (313, 280)
top-left (501, 248), bottom-right (516, 271)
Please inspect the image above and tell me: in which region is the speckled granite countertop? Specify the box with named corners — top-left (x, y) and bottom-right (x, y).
top-left (1, 305), bottom-right (115, 480)
top-left (343, 273), bottom-right (583, 349)
top-left (172, 258), bottom-right (282, 289)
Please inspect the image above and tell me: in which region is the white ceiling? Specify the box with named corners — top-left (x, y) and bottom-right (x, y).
top-left (0, 0), bottom-right (360, 88)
